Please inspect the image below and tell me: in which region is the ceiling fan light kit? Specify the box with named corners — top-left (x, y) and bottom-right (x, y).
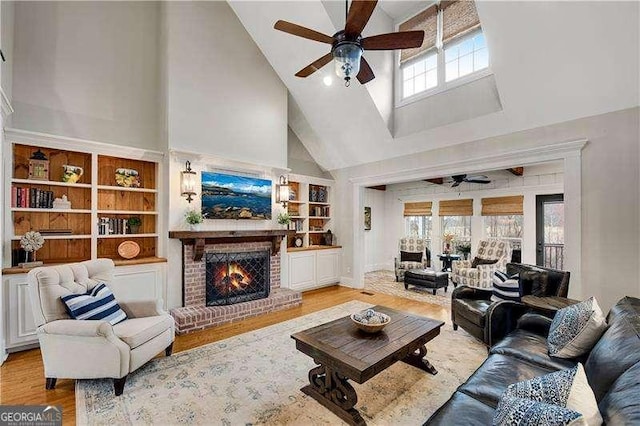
top-left (274, 0), bottom-right (425, 87)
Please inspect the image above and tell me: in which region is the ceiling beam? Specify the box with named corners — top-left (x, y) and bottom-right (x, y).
top-left (424, 178), bottom-right (444, 185)
top-left (507, 167), bottom-right (524, 176)
top-left (367, 185), bottom-right (386, 191)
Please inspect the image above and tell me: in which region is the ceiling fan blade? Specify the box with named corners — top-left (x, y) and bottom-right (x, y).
top-left (361, 31), bottom-right (424, 50)
top-left (465, 175), bottom-right (490, 182)
top-left (345, 0), bottom-right (378, 37)
top-left (451, 181), bottom-right (461, 188)
top-left (466, 179), bottom-right (491, 184)
top-left (295, 52), bottom-right (333, 78)
top-left (274, 20), bottom-right (334, 44)
top-left (356, 56), bottom-right (375, 84)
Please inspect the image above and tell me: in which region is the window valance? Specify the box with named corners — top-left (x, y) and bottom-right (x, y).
top-left (439, 199), bottom-right (473, 216)
top-left (404, 201), bottom-right (433, 216)
top-left (481, 195), bottom-right (524, 216)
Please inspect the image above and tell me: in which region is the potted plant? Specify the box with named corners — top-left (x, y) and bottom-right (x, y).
top-left (20, 231), bottom-right (44, 267)
top-left (277, 212), bottom-right (292, 230)
top-left (185, 210), bottom-right (203, 231)
top-left (127, 217), bottom-right (142, 234)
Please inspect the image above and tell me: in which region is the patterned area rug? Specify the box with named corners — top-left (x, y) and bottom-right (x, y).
top-left (76, 301), bottom-right (486, 425)
top-left (365, 270), bottom-right (453, 308)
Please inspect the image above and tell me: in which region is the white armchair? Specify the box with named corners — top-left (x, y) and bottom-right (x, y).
top-left (27, 259), bottom-right (175, 395)
top-left (451, 240), bottom-right (512, 289)
top-left (394, 236), bottom-right (431, 281)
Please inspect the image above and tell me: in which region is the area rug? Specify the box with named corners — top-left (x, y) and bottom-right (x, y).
top-left (365, 270), bottom-right (453, 308)
top-left (76, 300), bottom-right (486, 425)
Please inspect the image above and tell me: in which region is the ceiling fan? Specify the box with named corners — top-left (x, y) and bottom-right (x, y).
top-left (450, 174), bottom-right (491, 187)
top-left (274, 0), bottom-right (424, 86)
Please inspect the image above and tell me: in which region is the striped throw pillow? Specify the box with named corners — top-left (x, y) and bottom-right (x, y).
top-left (491, 271), bottom-right (521, 302)
top-left (61, 283), bottom-right (127, 325)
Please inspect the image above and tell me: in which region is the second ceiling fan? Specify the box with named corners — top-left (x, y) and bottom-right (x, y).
top-left (274, 0), bottom-right (424, 86)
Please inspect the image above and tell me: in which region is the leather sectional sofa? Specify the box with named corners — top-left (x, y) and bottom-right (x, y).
top-left (427, 296), bottom-right (640, 425)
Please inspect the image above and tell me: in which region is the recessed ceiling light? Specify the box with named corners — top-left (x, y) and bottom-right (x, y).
top-left (323, 76), bottom-right (333, 86)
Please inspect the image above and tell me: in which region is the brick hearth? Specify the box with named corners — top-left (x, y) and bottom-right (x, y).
top-left (170, 241), bottom-right (301, 334)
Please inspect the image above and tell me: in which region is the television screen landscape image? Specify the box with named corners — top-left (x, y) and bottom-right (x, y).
top-left (201, 172), bottom-right (272, 220)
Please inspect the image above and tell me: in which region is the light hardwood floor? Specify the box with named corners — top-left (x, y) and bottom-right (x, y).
top-left (0, 285), bottom-right (451, 425)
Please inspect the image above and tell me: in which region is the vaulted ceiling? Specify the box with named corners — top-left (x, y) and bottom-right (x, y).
top-left (229, 1), bottom-right (639, 171)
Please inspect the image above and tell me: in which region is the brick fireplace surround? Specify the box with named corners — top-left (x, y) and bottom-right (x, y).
top-left (170, 241), bottom-right (302, 334)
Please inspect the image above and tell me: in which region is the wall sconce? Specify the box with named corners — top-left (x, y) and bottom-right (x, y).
top-left (276, 175), bottom-right (290, 207)
top-left (181, 161), bottom-right (197, 203)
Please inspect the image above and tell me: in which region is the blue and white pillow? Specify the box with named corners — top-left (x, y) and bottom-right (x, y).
top-left (491, 271), bottom-right (521, 302)
top-left (493, 396), bottom-right (585, 426)
top-left (61, 283), bottom-right (127, 325)
top-left (504, 364), bottom-right (602, 426)
top-left (548, 297), bottom-right (607, 359)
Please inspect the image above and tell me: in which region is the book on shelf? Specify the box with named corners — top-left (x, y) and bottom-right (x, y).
top-left (38, 229), bottom-right (72, 235)
top-left (98, 217), bottom-right (131, 236)
top-left (12, 187), bottom-right (54, 208)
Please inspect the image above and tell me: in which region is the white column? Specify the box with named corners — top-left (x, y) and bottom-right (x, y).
top-left (471, 197), bottom-right (483, 255)
top-left (431, 200), bottom-right (441, 270)
top-left (522, 193), bottom-right (537, 264)
top-left (564, 153), bottom-right (582, 299)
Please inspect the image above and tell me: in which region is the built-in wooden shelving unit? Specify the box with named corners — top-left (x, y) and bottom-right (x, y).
top-left (285, 174), bottom-right (334, 249)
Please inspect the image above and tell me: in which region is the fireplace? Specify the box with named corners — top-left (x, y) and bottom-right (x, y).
top-left (205, 250), bottom-right (270, 306)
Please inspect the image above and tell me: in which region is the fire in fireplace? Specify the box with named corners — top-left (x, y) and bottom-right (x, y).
top-left (205, 250), bottom-right (270, 306)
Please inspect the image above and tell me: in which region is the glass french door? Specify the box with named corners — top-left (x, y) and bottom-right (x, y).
top-left (536, 194), bottom-right (564, 269)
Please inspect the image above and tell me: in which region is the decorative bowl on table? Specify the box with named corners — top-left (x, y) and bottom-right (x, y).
top-left (350, 309), bottom-right (391, 334)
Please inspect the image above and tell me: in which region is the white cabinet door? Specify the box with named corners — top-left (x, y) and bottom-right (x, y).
top-left (5, 275), bottom-right (38, 349)
top-left (316, 249), bottom-right (340, 285)
top-left (288, 251), bottom-right (317, 290)
top-left (112, 264), bottom-right (165, 306)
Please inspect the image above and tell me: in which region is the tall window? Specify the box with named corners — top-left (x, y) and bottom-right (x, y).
top-left (398, 1), bottom-right (488, 101)
top-left (445, 30), bottom-right (488, 82)
top-left (482, 196), bottom-right (524, 251)
top-left (405, 216), bottom-right (432, 240)
top-left (442, 216), bottom-right (472, 245)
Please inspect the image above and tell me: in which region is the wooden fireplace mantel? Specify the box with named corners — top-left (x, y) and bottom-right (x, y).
top-left (168, 230), bottom-right (296, 261)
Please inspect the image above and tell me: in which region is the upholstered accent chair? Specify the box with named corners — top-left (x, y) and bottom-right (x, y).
top-left (450, 239), bottom-right (512, 289)
top-left (27, 259), bottom-right (175, 395)
top-left (394, 236), bottom-right (431, 282)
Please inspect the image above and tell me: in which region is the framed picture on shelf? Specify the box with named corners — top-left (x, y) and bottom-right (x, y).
top-left (28, 150), bottom-right (49, 181)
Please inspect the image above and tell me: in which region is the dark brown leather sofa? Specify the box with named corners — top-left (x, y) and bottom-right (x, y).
top-left (427, 296), bottom-right (640, 425)
top-left (451, 263), bottom-right (570, 346)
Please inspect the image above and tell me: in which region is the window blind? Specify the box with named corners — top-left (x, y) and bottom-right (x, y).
top-left (439, 199), bottom-right (473, 216)
top-left (403, 201), bottom-right (432, 216)
top-left (441, 1), bottom-right (481, 44)
top-left (481, 195), bottom-right (524, 216)
top-left (398, 4), bottom-right (438, 64)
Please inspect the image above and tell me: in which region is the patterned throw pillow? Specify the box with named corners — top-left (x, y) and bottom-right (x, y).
top-left (400, 251), bottom-right (422, 262)
top-left (493, 396), bottom-right (585, 426)
top-left (491, 271), bottom-right (521, 302)
top-left (61, 282), bottom-right (128, 325)
top-left (504, 364), bottom-right (602, 426)
top-left (548, 297), bottom-right (607, 359)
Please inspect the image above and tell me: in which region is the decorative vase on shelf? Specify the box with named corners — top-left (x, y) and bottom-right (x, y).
top-left (189, 223), bottom-right (201, 232)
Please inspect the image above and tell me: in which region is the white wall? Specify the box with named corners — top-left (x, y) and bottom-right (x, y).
top-left (11, 1), bottom-right (162, 151)
top-left (363, 188), bottom-right (386, 272)
top-left (165, 1), bottom-right (287, 169)
top-left (334, 107), bottom-right (640, 311)
top-left (1, 1), bottom-right (14, 127)
top-left (288, 127), bottom-right (332, 179)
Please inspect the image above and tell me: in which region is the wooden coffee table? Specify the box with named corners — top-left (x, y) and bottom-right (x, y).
top-left (291, 306), bottom-right (444, 425)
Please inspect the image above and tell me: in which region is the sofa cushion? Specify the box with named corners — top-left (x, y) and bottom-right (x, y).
top-left (458, 354), bottom-right (555, 407)
top-left (490, 271), bottom-right (521, 303)
top-left (504, 364), bottom-right (601, 426)
top-left (424, 391), bottom-right (495, 426)
top-left (584, 308), bottom-right (640, 401)
top-left (400, 251), bottom-right (422, 262)
top-left (548, 297), bottom-right (607, 358)
top-left (455, 299), bottom-right (492, 327)
top-left (493, 396), bottom-right (585, 426)
top-left (61, 282), bottom-right (127, 325)
top-left (491, 330), bottom-right (578, 371)
top-left (598, 361), bottom-right (640, 425)
top-left (113, 315), bottom-right (174, 349)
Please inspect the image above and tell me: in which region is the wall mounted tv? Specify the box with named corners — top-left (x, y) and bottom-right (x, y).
top-left (201, 171), bottom-right (272, 220)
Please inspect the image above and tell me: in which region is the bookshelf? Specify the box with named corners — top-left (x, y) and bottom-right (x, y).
top-left (285, 174), bottom-right (334, 249)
